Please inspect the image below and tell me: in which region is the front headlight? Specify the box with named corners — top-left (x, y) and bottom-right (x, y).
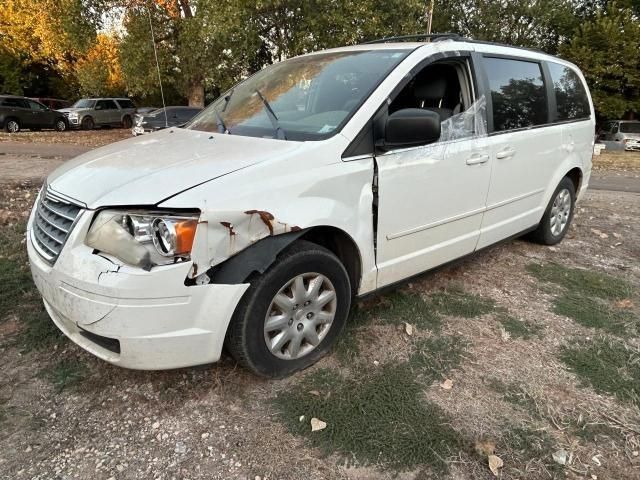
top-left (68, 112), bottom-right (79, 119)
top-left (85, 210), bottom-right (199, 270)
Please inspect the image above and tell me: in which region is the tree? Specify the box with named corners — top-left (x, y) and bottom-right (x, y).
top-left (75, 34), bottom-right (125, 96)
top-left (560, 3), bottom-right (640, 119)
top-left (432, 0), bottom-right (579, 54)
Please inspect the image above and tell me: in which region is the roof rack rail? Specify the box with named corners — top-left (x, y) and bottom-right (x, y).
top-left (363, 33), bottom-right (463, 44)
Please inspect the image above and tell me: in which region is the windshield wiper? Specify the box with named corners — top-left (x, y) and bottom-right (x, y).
top-left (255, 89), bottom-right (286, 140)
top-left (214, 90), bottom-right (234, 134)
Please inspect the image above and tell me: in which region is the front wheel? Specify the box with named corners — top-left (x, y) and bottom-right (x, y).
top-left (54, 118), bottom-right (67, 132)
top-left (528, 177), bottom-right (576, 245)
top-left (225, 240), bottom-right (351, 377)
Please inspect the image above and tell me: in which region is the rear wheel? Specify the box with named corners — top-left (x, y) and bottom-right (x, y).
top-left (81, 116), bottom-right (94, 130)
top-left (528, 177), bottom-right (576, 245)
top-left (122, 115), bottom-right (132, 129)
top-left (226, 240), bottom-right (351, 377)
top-left (4, 118), bottom-right (20, 133)
top-left (54, 118), bottom-right (67, 132)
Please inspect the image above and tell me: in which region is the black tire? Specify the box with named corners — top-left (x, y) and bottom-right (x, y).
top-left (528, 177), bottom-right (576, 245)
top-left (122, 115), bottom-right (132, 129)
top-left (54, 118), bottom-right (67, 132)
top-left (4, 118), bottom-right (20, 133)
top-left (81, 116), bottom-right (94, 130)
top-left (226, 240), bottom-right (351, 378)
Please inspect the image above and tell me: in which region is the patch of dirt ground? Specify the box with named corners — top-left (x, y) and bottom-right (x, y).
top-left (0, 129), bottom-right (130, 147)
top-left (0, 153), bottom-right (639, 479)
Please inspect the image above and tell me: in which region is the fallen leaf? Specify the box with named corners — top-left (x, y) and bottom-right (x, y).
top-left (299, 415), bottom-right (305, 422)
top-left (404, 322), bottom-right (414, 336)
top-left (475, 439), bottom-right (496, 457)
top-left (552, 449), bottom-right (568, 465)
top-left (310, 418), bottom-right (327, 432)
top-left (308, 390), bottom-right (320, 396)
top-left (500, 327), bottom-right (511, 342)
top-left (616, 299), bottom-right (634, 309)
top-left (488, 454), bottom-right (503, 476)
top-left (591, 455), bottom-right (601, 466)
top-left (440, 379), bottom-right (453, 390)
top-left (613, 233), bottom-right (622, 239)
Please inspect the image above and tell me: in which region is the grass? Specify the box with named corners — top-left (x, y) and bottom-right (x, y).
top-left (527, 263), bottom-right (638, 335)
top-left (553, 292), bottom-right (634, 336)
top-left (368, 290), bottom-right (443, 330)
top-left (502, 426), bottom-right (560, 474)
top-left (526, 263), bottom-right (634, 301)
top-left (273, 364), bottom-right (465, 473)
top-left (560, 337), bottom-right (640, 408)
top-left (498, 314), bottom-right (543, 339)
top-left (409, 335), bottom-right (468, 380)
top-left (430, 289), bottom-right (495, 318)
top-left (488, 379), bottom-right (542, 420)
top-left (41, 359), bottom-right (87, 393)
top-left (0, 222), bottom-right (61, 350)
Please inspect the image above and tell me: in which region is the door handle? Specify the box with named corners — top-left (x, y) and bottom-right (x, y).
top-left (496, 147), bottom-right (516, 159)
top-left (466, 153), bottom-right (490, 165)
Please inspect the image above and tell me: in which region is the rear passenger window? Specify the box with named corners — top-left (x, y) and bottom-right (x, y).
top-left (117, 99), bottom-right (135, 109)
top-left (547, 62), bottom-right (590, 121)
top-left (485, 57), bottom-right (547, 132)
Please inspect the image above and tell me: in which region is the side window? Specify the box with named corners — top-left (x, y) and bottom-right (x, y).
top-left (117, 99), bottom-right (135, 109)
top-left (97, 100), bottom-right (118, 110)
top-left (28, 100), bottom-right (47, 111)
top-left (547, 62), bottom-right (590, 121)
top-left (2, 98), bottom-right (22, 108)
top-left (484, 57), bottom-right (547, 132)
top-left (388, 59), bottom-right (481, 142)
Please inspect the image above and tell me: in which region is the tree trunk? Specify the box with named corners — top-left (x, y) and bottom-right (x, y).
top-left (188, 81), bottom-right (205, 107)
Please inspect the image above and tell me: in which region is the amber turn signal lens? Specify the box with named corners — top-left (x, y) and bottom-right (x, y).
top-left (175, 219), bottom-right (198, 254)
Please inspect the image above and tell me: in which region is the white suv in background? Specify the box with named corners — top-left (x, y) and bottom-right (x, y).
top-left (28, 34), bottom-right (594, 377)
top-left (58, 98), bottom-right (137, 130)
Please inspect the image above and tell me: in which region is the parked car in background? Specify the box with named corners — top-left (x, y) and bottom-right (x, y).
top-left (57, 98), bottom-right (137, 130)
top-left (1, 95), bottom-right (68, 133)
top-left (30, 97), bottom-right (71, 110)
top-left (598, 120), bottom-right (640, 151)
top-left (135, 107), bottom-right (158, 115)
top-left (27, 35), bottom-right (594, 377)
top-left (132, 106), bottom-right (203, 135)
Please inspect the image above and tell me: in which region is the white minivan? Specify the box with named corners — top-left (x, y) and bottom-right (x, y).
top-left (27, 35), bottom-right (594, 377)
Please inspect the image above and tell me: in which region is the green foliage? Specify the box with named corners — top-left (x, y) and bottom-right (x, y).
top-left (560, 337), bottom-right (640, 407)
top-left (273, 364), bottom-right (465, 472)
top-left (559, 4), bottom-right (640, 118)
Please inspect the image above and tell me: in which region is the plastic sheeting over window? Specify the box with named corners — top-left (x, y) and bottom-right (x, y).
top-left (439, 95), bottom-right (487, 142)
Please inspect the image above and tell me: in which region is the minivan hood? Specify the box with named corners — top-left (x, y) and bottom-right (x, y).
top-left (48, 128), bottom-right (303, 208)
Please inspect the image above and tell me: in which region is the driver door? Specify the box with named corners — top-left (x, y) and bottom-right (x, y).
top-left (375, 55), bottom-right (492, 287)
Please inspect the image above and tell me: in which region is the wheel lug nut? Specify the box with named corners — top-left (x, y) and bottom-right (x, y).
top-left (306, 312), bottom-right (314, 319)
top-left (297, 323), bottom-right (304, 331)
top-left (288, 319), bottom-right (293, 326)
top-left (304, 301), bottom-right (310, 306)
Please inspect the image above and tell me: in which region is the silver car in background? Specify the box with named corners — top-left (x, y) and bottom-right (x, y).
top-left (599, 120), bottom-right (640, 151)
top-left (57, 98), bottom-right (137, 130)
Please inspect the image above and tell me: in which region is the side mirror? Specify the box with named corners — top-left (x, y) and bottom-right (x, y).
top-left (381, 108), bottom-right (441, 149)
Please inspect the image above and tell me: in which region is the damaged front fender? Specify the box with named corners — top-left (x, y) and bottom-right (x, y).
top-left (188, 208), bottom-right (304, 280)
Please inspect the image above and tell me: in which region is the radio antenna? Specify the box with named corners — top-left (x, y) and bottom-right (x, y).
top-left (146, 6), bottom-right (168, 128)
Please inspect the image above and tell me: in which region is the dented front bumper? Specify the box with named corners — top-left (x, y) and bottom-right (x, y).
top-left (26, 210), bottom-right (249, 370)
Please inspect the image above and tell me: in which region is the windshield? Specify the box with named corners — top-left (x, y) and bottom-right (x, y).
top-left (620, 122), bottom-right (640, 134)
top-left (73, 99), bottom-right (96, 108)
top-left (187, 49), bottom-right (410, 140)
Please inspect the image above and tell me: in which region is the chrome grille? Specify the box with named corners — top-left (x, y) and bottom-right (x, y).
top-left (32, 188), bottom-right (82, 263)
